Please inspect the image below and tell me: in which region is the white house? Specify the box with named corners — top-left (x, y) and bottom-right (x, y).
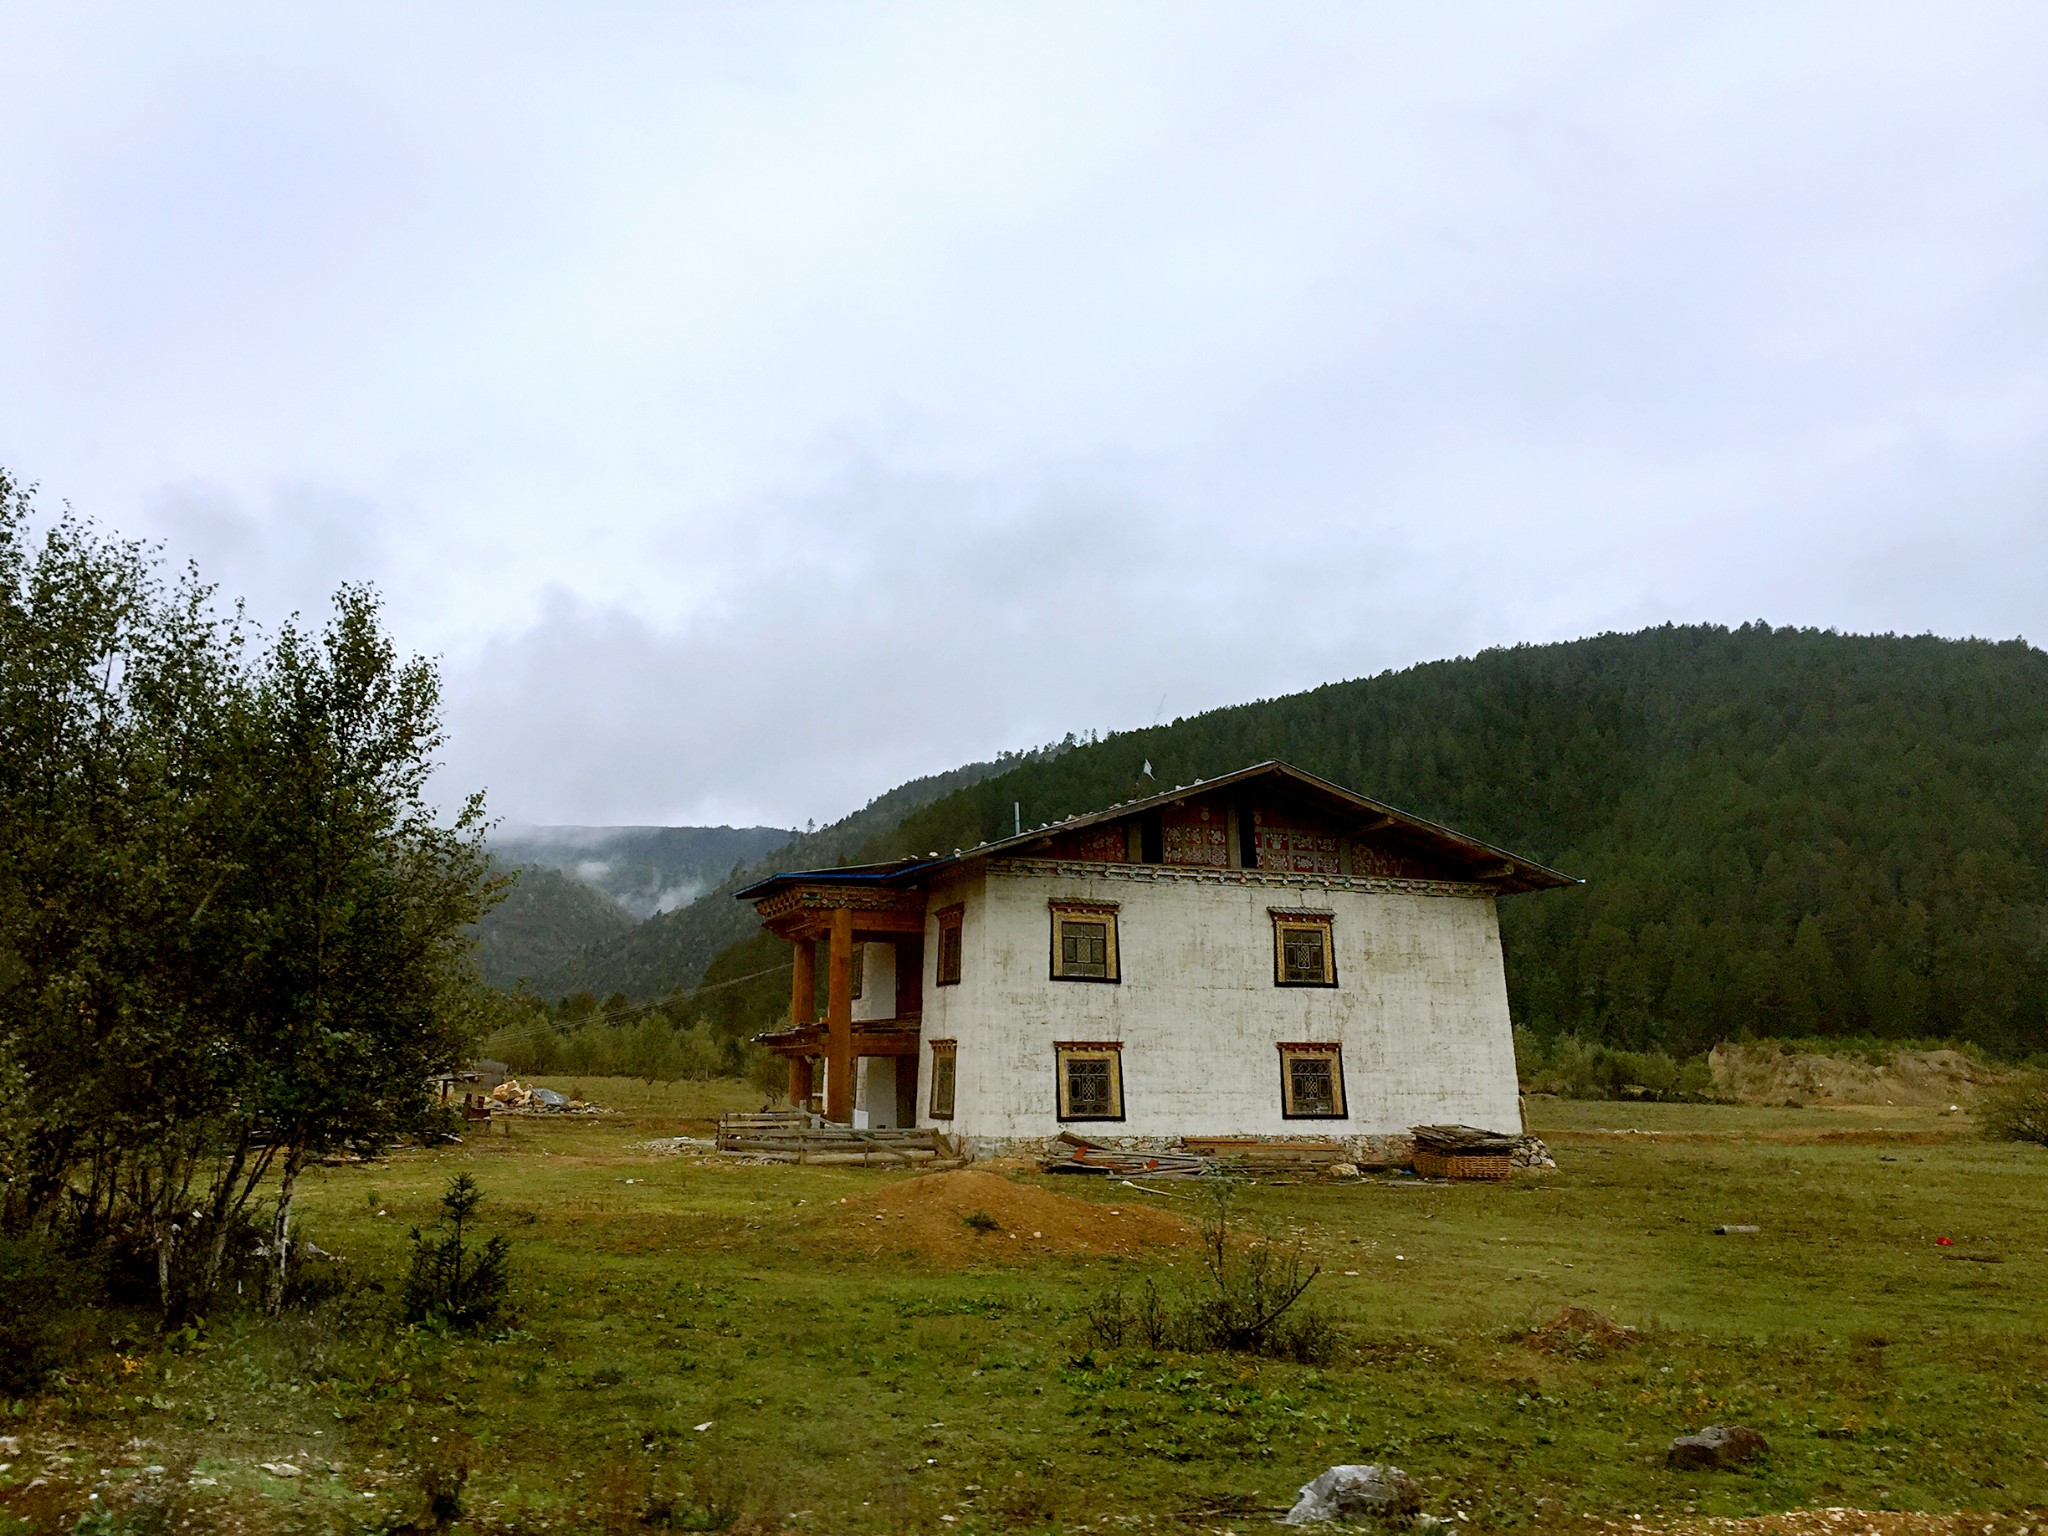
top-left (737, 761), bottom-right (1574, 1154)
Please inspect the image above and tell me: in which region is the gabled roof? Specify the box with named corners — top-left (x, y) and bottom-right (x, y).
top-left (736, 761), bottom-right (1578, 901)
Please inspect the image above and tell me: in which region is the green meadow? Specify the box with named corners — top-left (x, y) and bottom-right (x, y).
top-left (4, 1085), bottom-right (2045, 1534)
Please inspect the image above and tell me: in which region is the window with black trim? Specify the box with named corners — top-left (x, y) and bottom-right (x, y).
top-left (1051, 902), bottom-right (1119, 981)
top-left (1271, 910), bottom-right (1336, 986)
top-left (1056, 1042), bottom-right (1124, 1120)
top-left (1278, 1043), bottom-right (1346, 1118)
top-left (935, 905), bottom-right (964, 986)
top-left (928, 1039), bottom-right (957, 1120)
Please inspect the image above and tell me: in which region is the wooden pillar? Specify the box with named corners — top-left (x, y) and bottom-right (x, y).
top-left (790, 937), bottom-right (816, 1025)
top-left (787, 1053), bottom-right (814, 1110)
top-left (825, 907), bottom-right (855, 1123)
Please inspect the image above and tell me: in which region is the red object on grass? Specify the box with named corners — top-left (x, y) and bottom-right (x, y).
top-left (1935, 1236), bottom-right (1954, 1246)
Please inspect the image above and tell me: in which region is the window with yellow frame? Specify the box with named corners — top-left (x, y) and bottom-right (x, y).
top-left (1055, 1041), bottom-right (1124, 1121)
top-left (927, 1039), bottom-right (957, 1120)
top-left (1278, 1043), bottom-right (1346, 1119)
top-left (934, 905), bottom-right (964, 986)
top-left (1270, 910), bottom-right (1336, 987)
top-left (1050, 901), bottom-right (1120, 982)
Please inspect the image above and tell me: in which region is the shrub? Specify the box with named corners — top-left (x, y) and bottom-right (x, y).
top-left (1521, 1032), bottom-right (1712, 1102)
top-left (403, 1174), bottom-right (511, 1330)
top-left (1084, 1184), bottom-right (1334, 1364)
top-left (0, 1234), bottom-right (80, 1395)
top-left (1979, 1070), bottom-right (2048, 1146)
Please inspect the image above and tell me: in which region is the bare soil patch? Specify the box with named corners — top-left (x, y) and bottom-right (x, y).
top-left (1709, 1044), bottom-right (2002, 1108)
top-left (821, 1168), bottom-right (1194, 1264)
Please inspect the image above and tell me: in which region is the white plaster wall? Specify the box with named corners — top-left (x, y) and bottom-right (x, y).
top-left (853, 1056), bottom-right (899, 1129)
top-left (914, 866), bottom-right (1520, 1140)
top-left (850, 941), bottom-right (897, 1023)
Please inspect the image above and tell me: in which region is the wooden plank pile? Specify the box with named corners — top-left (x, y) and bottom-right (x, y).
top-left (1179, 1137), bottom-right (1350, 1173)
top-left (1044, 1143), bottom-right (1213, 1178)
top-left (715, 1111), bottom-right (961, 1167)
top-left (1410, 1123), bottom-right (1517, 1180)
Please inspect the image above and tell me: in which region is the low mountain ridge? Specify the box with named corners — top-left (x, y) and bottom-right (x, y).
top-left (484, 624), bottom-right (2048, 1061)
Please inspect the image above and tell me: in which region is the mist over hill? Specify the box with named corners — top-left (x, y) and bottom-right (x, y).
top-left (482, 625), bottom-right (2048, 1062)
top-left (489, 824), bottom-right (793, 918)
top-left (476, 755), bottom-right (1020, 1000)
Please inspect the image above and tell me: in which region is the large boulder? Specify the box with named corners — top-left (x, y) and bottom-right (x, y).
top-left (1283, 1464), bottom-right (1423, 1525)
top-left (1666, 1424), bottom-right (1769, 1470)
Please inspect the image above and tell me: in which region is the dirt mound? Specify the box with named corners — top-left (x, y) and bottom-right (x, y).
top-left (1525, 1305), bottom-right (1641, 1357)
top-left (824, 1168), bottom-right (1194, 1264)
top-left (1708, 1043), bottom-right (2002, 1107)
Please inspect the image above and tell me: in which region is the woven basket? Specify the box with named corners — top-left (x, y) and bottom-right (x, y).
top-left (1412, 1148), bottom-right (1513, 1181)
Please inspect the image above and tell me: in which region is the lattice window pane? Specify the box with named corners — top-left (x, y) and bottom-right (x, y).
top-left (937, 922), bottom-right (963, 985)
top-left (1282, 927), bottom-right (1328, 983)
top-left (1288, 1056), bottom-right (1336, 1115)
top-left (1065, 1057), bottom-right (1113, 1117)
top-left (1061, 921), bottom-right (1109, 977)
top-left (930, 1053), bottom-right (956, 1118)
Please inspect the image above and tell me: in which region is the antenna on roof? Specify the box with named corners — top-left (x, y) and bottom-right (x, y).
top-left (1014, 801), bottom-right (1021, 837)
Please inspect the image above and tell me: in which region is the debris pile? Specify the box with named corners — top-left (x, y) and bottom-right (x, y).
top-left (1044, 1133), bottom-right (1213, 1179)
top-left (1511, 1134), bottom-right (1556, 1169)
top-left (488, 1080), bottom-right (604, 1114)
top-left (1525, 1305), bottom-right (1641, 1357)
top-left (825, 1168), bottom-right (1192, 1263)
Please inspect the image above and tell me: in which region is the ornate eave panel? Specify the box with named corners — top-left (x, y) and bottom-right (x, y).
top-left (985, 857), bottom-right (1492, 900)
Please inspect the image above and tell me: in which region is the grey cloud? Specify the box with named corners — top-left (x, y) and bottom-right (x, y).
top-left (4, 4), bottom-right (2046, 827)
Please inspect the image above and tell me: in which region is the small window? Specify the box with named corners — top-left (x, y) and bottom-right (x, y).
top-left (1056, 1042), bottom-right (1124, 1121)
top-left (1278, 1043), bottom-right (1346, 1119)
top-left (928, 1039), bottom-right (957, 1120)
top-left (1271, 910), bottom-right (1336, 987)
top-left (935, 905), bottom-right (964, 986)
top-left (1051, 902), bottom-right (1120, 982)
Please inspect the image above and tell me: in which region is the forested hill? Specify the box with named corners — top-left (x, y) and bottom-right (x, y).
top-left (691, 624), bottom-right (2048, 1058)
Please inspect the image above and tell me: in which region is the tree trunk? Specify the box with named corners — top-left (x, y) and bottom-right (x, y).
top-left (266, 1153), bottom-right (302, 1315)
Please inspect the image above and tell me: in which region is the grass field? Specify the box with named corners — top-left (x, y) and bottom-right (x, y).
top-left (4, 1082), bottom-right (2046, 1534)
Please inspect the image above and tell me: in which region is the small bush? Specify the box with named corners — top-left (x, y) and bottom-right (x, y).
top-left (403, 1174), bottom-right (512, 1330)
top-left (961, 1209), bottom-right (1000, 1234)
top-left (1083, 1186), bottom-right (1334, 1363)
top-left (1980, 1071), bottom-right (2048, 1146)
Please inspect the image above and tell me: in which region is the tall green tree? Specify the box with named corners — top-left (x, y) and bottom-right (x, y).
top-left (0, 472), bottom-right (502, 1317)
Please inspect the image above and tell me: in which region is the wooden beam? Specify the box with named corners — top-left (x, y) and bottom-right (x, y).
top-left (790, 936), bottom-right (816, 1026)
top-left (851, 910), bottom-right (927, 937)
top-left (1474, 862), bottom-right (1516, 880)
top-left (825, 907), bottom-right (855, 1122)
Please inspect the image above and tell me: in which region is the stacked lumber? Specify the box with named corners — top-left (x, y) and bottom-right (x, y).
top-left (1043, 1133), bottom-right (1213, 1178)
top-left (1410, 1123), bottom-right (1517, 1180)
top-left (1179, 1137), bottom-right (1348, 1172)
top-left (715, 1112), bottom-right (962, 1167)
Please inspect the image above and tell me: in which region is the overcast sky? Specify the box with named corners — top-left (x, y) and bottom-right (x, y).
top-left (4, 4), bottom-right (2044, 828)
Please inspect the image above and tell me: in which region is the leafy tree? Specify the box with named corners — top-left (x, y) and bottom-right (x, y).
top-left (0, 471), bottom-right (500, 1318)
